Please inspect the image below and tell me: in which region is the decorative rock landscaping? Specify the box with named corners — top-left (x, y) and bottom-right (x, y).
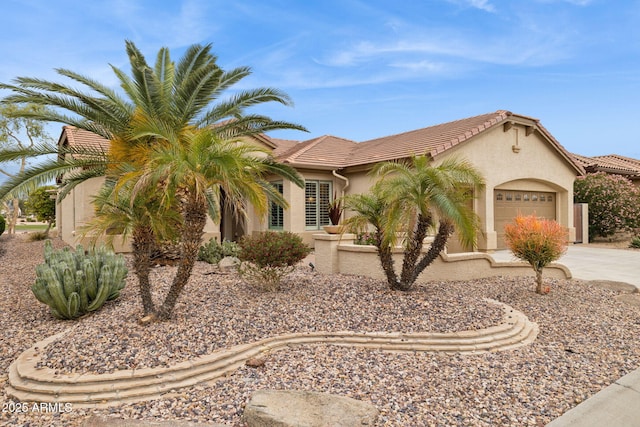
top-left (5, 299), bottom-right (537, 407)
top-left (1, 235), bottom-right (640, 426)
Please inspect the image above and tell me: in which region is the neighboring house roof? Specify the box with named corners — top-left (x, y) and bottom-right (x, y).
top-left (571, 153), bottom-right (640, 178)
top-left (276, 110), bottom-right (583, 174)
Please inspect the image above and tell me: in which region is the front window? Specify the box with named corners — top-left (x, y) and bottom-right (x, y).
top-left (269, 182), bottom-right (284, 230)
top-left (305, 181), bottom-right (332, 229)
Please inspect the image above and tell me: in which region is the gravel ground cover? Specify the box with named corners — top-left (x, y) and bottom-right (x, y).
top-left (1, 234), bottom-right (639, 426)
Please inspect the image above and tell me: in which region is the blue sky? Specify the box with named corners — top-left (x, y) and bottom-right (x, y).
top-left (1, 0), bottom-right (639, 160)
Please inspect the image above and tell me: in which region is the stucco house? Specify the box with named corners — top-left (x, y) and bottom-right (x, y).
top-left (55, 110), bottom-right (584, 253)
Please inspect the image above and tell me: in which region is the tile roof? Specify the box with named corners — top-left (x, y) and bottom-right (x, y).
top-left (275, 110), bottom-right (582, 174)
top-left (571, 153), bottom-right (640, 177)
top-left (58, 126), bottom-right (110, 152)
top-left (268, 137), bottom-right (302, 156)
top-left (276, 135), bottom-right (359, 169)
top-left (55, 110), bottom-right (587, 175)
top-left (348, 110), bottom-right (511, 166)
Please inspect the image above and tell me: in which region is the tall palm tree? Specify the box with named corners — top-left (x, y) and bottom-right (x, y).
top-left (367, 155), bottom-right (484, 291)
top-left (0, 40), bottom-right (306, 319)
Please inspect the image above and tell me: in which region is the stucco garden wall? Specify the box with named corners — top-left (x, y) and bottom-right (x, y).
top-left (313, 233), bottom-right (571, 283)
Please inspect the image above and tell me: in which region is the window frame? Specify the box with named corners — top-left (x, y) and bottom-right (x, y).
top-left (305, 180), bottom-right (333, 230)
top-left (268, 181), bottom-right (284, 230)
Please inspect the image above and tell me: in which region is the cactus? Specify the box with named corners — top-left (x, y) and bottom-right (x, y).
top-left (32, 240), bottom-right (128, 320)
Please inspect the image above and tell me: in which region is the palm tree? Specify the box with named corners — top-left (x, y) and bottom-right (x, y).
top-left (0, 40), bottom-right (306, 319)
top-left (123, 128), bottom-right (303, 320)
top-left (363, 155), bottom-right (484, 291)
top-left (81, 178), bottom-right (182, 315)
top-left (342, 188), bottom-right (399, 287)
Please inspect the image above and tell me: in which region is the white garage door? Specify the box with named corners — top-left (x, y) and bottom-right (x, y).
top-left (494, 190), bottom-right (556, 249)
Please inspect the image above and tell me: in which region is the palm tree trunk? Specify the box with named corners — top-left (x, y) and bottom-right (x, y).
top-left (398, 219), bottom-right (455, 291)
top-left (157, 197), bottom-right (207, 320)
top-left (132, 225), bottom-right (156, 316)
top-left (399, 213), bottom-right (431, 287)
top-left (375, 228), bottom-right (399, 289)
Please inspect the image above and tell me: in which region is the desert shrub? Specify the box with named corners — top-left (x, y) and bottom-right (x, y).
top-left (237, 231), bottom-right (311, 291)
top-left (27, 231), bottom-right (49, 241)
top-left (630, 236), bottom-right (640, 249)
top-left (574, 172), bottom-right (640, 240)
top-left (504, 214), bottom-right (568, 295)
top-left (0, 214), bottom-right (5, 236)
top-left (197, 238), bottom-right (240, 264)
top-left (32, 240), bottom-right (128, 319)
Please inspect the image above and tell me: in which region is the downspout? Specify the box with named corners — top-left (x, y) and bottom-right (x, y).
top-left (332, 169), bottom-right (349, 222)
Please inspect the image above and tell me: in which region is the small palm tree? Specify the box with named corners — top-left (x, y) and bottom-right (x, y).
top-left (359, 155), bottom-right (484, 291)
top-left (125, 128), bottom-right (303, 320)
top-left (343, 187), bottom-right (399, 287)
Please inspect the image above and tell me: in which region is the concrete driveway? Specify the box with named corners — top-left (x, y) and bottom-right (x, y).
top-left (491, 245), bottom-right (640, 290)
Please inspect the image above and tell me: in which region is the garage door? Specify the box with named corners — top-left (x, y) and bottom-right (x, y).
top-left (494, 190), bottom-right (556, 249)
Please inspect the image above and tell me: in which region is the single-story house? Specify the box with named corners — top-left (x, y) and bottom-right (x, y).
top-left (55, 110), bottom-right (585, 252)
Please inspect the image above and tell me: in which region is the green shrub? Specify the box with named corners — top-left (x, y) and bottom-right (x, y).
top-left (32, 240), bottom-right (128, 319)
top-left (630, 236), bottom-right (640, 249)
top-left (197, 238), bottom-right (240, 264)
top-left (237, 231), bottom-right (311, 291)
top-left (0, 214), bottom-right (5, 236)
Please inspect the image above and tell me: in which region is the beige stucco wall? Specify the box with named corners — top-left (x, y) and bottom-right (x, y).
top-left (58, 177), bottom-right (221, 253)
top-left (313, 233), bottom-right (571, 283)
top-left (250, 169), bottom-right (350, 247)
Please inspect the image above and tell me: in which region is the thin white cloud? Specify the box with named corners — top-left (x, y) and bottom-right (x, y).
top-left (446, 0), bottom-right (497, 12)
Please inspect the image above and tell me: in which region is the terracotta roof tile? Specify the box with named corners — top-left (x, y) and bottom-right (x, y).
top-left (572, 153), bottom-right (640, 176)
top-left (277, 135), bottom-right (359, 169)
top-left (269, 137), bottom-right (300, 156)
top-left (347, 110), bottom-right (511, 166)
top-left (59, 126), bottom-right (110, 152)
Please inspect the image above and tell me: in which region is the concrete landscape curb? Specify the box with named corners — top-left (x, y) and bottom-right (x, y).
top-left (6, 298), bottom-right (538, 408)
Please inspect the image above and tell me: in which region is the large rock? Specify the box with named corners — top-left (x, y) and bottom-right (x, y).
top-left (243, 389), bottom-right (379, 427)
top-left (218, 256), bottom-right (240, 270)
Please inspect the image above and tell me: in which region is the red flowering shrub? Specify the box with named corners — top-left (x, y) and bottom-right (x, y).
top-left (574, 172), bottom-right (640, 240)
top-left (504, 214), bottom-right (568, 294)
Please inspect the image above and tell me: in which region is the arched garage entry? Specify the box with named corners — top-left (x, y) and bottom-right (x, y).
top-left (494, 180), bottom-right (561, 249)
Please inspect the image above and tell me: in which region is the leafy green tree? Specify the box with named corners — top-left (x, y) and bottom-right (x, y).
top-left (24, 185), bottom-right (56, 235)
top-left (574, 172), bottom-right (640, 240)
top-left (346, 155), bottom-right (484, 291)
top-left (0, 41), bottom-right (306, 321)
top-left (0, 103), bottom-right (54, 234)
